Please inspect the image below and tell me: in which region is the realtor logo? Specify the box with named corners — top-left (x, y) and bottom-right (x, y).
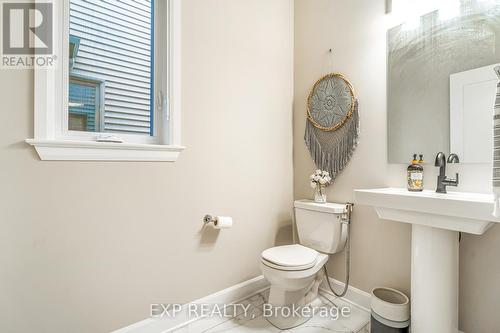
top-left (1, 1), bottom-right (55, 68)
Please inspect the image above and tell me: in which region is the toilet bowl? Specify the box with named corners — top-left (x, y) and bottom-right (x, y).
top-left (260, 200), bottom-right (349, 330)
top-left (261, 244), bottom-right (329, 299)
top-left (260, 244), bottom-right (328, 329)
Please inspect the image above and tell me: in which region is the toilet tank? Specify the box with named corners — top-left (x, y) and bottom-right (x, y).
top-left (294, 200), bottom-right (348, 254)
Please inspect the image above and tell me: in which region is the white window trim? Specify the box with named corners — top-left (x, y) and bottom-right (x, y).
top-left (26, 0), bottom-right (184, 161)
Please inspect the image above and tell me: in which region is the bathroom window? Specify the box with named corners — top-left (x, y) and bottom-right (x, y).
top-left (27, 0), bottom-right (183, 161)
top-left (68, 0), bottom-right (154, 137)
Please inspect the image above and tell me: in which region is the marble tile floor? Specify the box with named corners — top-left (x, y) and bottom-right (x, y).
top-left (172, 289), bottom-right (370, 333)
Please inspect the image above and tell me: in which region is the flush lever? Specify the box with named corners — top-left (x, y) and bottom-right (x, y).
top-left (341, 203), bottom-right (354, 224)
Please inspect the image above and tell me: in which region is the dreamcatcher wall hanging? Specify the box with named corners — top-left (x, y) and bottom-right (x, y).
top-left (305, 72), bottom-right (359, 180)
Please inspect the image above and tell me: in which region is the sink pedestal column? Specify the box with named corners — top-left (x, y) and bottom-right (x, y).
top-left (354, 188), bottom-right (500, 333)
top-left (411, 224), bottom-right (459, 333)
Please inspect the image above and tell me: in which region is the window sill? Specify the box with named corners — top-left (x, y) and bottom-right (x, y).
top-left (25, 139), bottom-right (185, 162)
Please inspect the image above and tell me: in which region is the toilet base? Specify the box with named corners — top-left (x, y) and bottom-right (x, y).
top-left (263, 269), bottom-right (325, 330)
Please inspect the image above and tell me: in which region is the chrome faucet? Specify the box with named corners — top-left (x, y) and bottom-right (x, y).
top-left (434, 152), bottom-right (459, 193)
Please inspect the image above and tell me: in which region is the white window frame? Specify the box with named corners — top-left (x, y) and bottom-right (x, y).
top-left (26, 0), bottom-right (184, 161)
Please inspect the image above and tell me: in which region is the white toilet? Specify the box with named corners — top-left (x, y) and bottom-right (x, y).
top-left (260, 200), bottom-right (349, 329)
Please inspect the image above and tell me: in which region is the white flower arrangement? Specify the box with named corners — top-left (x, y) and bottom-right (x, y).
top-left (309, 169), bottom-right (332, 189)
top-left (310, 170), bottom-right (331, 203)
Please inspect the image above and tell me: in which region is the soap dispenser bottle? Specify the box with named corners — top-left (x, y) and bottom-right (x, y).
top-left (407, 154), bottom-right (424, 192)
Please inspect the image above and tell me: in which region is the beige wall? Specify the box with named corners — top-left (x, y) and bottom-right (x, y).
top-left (0, 1), bottom-right (294, 332)
top-left (294, 1), bottom-right (500, 333)
top-left (2, 1), bottom-right (498, 332)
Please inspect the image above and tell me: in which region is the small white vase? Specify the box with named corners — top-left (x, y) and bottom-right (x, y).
top-left (314, 186), bottom-right (327, 204)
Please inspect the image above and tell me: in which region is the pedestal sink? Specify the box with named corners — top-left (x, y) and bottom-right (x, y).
top-left (354, 188), bottom-right (500, 333)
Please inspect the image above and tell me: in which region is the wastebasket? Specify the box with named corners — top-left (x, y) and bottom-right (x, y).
top-left (370, 287), bottom-right (410, 333)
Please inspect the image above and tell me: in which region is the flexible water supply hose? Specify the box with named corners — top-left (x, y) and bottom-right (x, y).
top-left (323, 203), bottom-right (352, 298)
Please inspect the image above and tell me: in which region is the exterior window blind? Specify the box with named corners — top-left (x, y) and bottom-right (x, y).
top-left (69, 79), bottom-right (101, 132)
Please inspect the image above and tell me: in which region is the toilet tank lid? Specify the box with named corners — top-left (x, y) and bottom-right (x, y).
top-left (294, 200), bottom-right (347, 214)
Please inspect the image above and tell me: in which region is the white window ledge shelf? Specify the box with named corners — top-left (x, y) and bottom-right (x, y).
top-left (25, 139), bottom-right (185, 161)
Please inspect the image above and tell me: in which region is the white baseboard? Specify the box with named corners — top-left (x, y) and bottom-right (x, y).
top-left (113, 274), bottom-right (463, 333)
top-left (112, 274), bottom-right (372, 333)
top-left (111, 276), bottom-right (270, 333)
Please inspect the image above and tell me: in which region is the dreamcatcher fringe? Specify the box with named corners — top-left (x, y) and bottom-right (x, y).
top-left (304, 101), bottom-right (360, 180)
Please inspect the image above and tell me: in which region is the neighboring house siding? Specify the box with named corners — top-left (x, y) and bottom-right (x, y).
top-left (69, 0), bottom-right (153, 135)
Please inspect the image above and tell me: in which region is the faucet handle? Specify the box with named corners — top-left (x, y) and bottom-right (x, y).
top-left (443, 173), bottom-right (459, 187)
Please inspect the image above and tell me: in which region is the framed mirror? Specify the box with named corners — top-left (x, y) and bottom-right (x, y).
top-left (387, 0), bottom-right (500, 164)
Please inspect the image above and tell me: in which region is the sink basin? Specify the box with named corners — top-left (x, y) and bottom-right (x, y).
top-left (354, 188), bottom-right (500, 333)
top-left (354, 188), bottom-right (500, 235)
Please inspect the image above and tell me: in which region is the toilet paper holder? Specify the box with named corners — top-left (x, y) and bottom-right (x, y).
top-left (203, 215), bottom-right (218, 225)
top-left (203, 214), bottom-right (233, 229)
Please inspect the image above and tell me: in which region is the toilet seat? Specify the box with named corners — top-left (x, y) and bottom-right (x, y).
top-left (261, 244), bottom-right (319, 271)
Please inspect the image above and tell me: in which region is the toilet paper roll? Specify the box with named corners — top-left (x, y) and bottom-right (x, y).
top-left (214, 216), bottom-right (233, 229)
